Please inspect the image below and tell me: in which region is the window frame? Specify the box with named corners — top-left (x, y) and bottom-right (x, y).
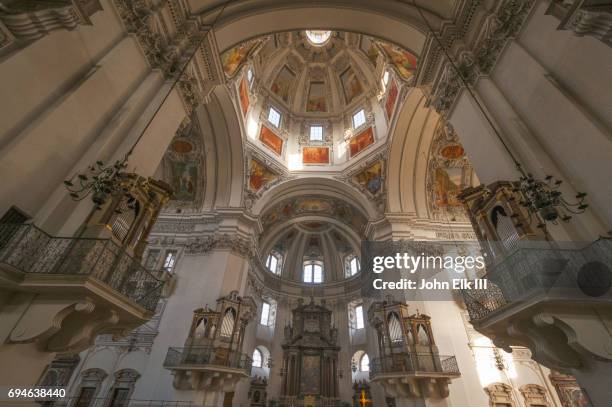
top-left (355, 304), bottom-right (365, 329)
top-left (252, 348), bottom-right (263, 368)
top-left (162, 250), bottom-right (178, 273)
top-left (303, 260), bottom-right (324, 284)
top-left (260, 302), bottom-right (271, 326)
top-left (266, 253), bottom-right (280, 274)
top-left (268, 106), bottom-right (281, 128)
top-left (359, 353), bottom-right (370, 372)
top-left (309, 125), bottom-right (324, 141)
top-left (352, 109), bottom-right (366, 129)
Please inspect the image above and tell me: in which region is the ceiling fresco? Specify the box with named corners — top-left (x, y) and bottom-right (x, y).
top-left (261, 196), bottom-right (368, 233)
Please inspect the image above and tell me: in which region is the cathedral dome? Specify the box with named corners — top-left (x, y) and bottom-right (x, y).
top-left (223, 30), bottom-right (418, 171)
top-left (258, 194), bottom-right (365, 284)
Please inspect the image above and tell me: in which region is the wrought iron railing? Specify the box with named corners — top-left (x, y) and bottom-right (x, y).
top-left (0, 223), bottom-right (163, 311)
top-left (369, 353), bottom-right (460, 377)
top-left (163, 346), bottom-right (252, 373)
top-left (462, 239), bottom-right (612, 322)
top-left (37, 397), bottom-right (193, 406)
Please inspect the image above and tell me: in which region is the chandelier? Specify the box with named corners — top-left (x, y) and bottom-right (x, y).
top-left (511, 173), bottom-right (588, 228)
top-left (64, 156), bottom-right (130, 208)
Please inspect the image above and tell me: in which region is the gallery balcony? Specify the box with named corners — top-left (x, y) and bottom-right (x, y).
top-left (0, 222), bottom-right (166, 354)
top-left (163, 346), bottom-right (252, 391)
top-left (370, 353), bottom-right (460, 378)
top-left (462, 239), bottom-right (612, 323)
top-left (461, 239), bottom-right (612, 372)
top-left (369, 353), bottom-right (460, 398)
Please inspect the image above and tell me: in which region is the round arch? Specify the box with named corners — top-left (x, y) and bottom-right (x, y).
top-left (192, 0), bottom-right (454, 55)
top-left (386, 87), bottom-right (440, 217)
top-left (195, 85), bottom-right (245, 210)
top-left (252, 177), bottom-right (378, 219)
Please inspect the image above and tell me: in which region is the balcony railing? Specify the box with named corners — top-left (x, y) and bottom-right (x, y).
top-left (462, 239), bottom-right (612, 322)
top-left (369, 353), bottom-right (460, 377)
top-left (163, 346), bottom-right (252, 373)
top-left (0, 223), bottom-right (163, 311)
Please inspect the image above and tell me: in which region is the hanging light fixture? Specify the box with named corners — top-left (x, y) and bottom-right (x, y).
top-left (63, 1), bottom-right (233, 208)
top-left (64, 157), bottom-right (130, 208)
top-left (512, 173), bottom-right (588, 228)
top-left (413, 1), bottom-right (588, 228)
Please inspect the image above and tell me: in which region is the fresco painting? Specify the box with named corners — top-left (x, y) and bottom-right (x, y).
top-left (239, 78), bottom-right (250, 115)
top-left (379, 42), bottom-right (418, 81)
top-left (353, 161), bottom-right (383, 195)
top-left (271, 66), bottom-right (296, 104)
top-left (433, 167), bottom-right (463, 208)
top-left (440, 144), bottom-right (465, 160)
top-left (306, 82), bottom-right (327, 112)
top-left (348, 127), bottom-right (375, 157)
top-left (170, 160), bottom-right (197, 201)
top-left (340, 68), bottom-right (363, 104)
top-left (385, 79), bottom-right (398, 119)
top-left (360, 36), bottom-right (379, 66)
top-left (171, 140), bottom-right (194, 154)
top-left (302, 147), bottom-right (330, 164)
top-left (221, 40), bottom-right (260, 78)
top-left (249, 159), bottom-right (278, 191)
top-left (261, 196), bottom-right (367, 232)
top-left (259, 126), bottom-right (283, 155)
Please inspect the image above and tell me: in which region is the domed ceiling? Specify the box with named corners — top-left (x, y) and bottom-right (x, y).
top-left (215, 31), bottom-right (420, 282)
top-left (222, 30), bottom-right (418, 172)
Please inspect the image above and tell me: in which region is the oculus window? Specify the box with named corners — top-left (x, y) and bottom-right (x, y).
top-left (303, 260), bottom-right (323, 284)
top-left (352, 109), bottom-right (366, 129)
top-left (310, 125), bottom-right (323, 141)
top-left (305, 30), bottom-right (331, 46)
top-left (268, 107), bottom-right (281, 127)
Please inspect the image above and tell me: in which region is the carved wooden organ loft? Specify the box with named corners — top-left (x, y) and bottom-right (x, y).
top-left (163, 291), bottom-right (256, 391)
top-left (279, 298), bottom-right (340, 406)
top-left (367, 297), bottom-right (460, 399)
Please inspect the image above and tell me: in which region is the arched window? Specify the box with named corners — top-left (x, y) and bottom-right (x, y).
top-left (219, 308), bottom-right (236, 338)
top-left (303, 260), bottom-right (323, 284)
top-left (252, 348), bottom-right (263, 368)
top-left (360, 353), bottom-right (370, 372)
top-left (266, 253), bottom-right (281, 274)
top-left (388, 312), bottom-right (403, 343)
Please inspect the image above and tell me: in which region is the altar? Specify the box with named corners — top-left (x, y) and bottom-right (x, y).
top-left (278, 298), bottom-right (340, 407)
